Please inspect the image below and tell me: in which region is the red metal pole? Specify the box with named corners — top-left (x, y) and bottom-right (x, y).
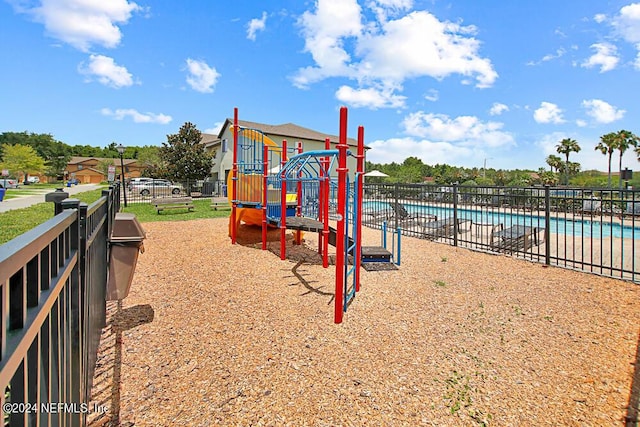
top-left (295, 141), bottom-right (303, 245)
top-left (335, 107), bottom-right (348, 324)
top-left (355, 126), bottom-right (365, 292)
top-left (231, 107), bottom-right (239, 244)
top-left (280, 140), bottom-right (288, 260)
top-left (318, 154), bottom-right (324, 255)
top-left (262, 145), bottom-right (268, 250)
top-left (322, 137), bottom-right (330, 268)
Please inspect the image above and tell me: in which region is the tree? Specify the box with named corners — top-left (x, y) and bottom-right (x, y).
top-left (612, 130), bottom-right (639, 189)
top-left (545, 155), bottom-right (563, 173)
top-left (595, 132), bottom-right (617, 187)
top-left (136, 146), bottom-right (164, 177)
top-left (96, 158), bottom-right (117, 177)
top-left (0, 132), bottom-right (71, 180)
top-left (539, 171), bottom-right (559, 186)
top-left (159, 122), bottom-right (213, 181)
top-left (555, 138), bottom-right (581, 185)
top-left (0, 143), bottom-right (46, 180)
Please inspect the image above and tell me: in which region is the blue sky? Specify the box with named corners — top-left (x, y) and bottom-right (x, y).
top-left (2, 0), bottom-right (640, 172)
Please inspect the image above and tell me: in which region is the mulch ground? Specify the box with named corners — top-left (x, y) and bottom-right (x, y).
top-left (88, 217), bottom-right (640, 426)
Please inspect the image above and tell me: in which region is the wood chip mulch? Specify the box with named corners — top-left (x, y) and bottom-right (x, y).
top-left (88, 217), bottom-right (640, 426)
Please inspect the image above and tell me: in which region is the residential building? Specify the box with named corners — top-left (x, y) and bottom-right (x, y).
top-left (205, 118), bottom-right (364, 183)
top-left (66, 156), bottom-right (145, 184)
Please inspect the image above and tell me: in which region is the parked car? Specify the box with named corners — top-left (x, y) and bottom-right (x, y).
top-left (27, 176), bottom-right (40, 184)
top-left (127, 177), bottom-right (154, 191)
top-left (132, 180), bottom-right (182, 196)
top-left (0, 178), bottom-right (20, 189)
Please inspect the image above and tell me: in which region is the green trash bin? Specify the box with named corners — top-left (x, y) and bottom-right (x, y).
top-left (107, 213), bottom-right (146, 300)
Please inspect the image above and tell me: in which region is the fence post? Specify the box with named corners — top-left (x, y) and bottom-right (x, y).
top-left (394, 183), bottom-right (399, 231)
top-left (544, 185), bottom-right (551, 265)
top-left (60, 198), bottom-right (84, 425)
top-left (452, 183), bottom-right (459, 247)
top-left (45, 188), bottom-right (69, 215)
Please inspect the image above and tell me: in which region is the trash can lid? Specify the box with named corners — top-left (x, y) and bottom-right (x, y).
top-left (111, 212), bottom-right (146, 241)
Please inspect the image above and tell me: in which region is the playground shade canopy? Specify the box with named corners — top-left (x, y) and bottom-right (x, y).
top-left (364, 170), bottom-right (389, 177)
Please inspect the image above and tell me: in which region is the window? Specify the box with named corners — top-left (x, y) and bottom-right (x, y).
top-left (222, 139), bottom-right (228, 152)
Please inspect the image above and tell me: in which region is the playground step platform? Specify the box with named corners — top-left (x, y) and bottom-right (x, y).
top-left (282, 216), bottom-right (324, 232)
top-left (361, 246), bottom-right (392, 263)
top-left (361, 262), bottom-right (399, 271)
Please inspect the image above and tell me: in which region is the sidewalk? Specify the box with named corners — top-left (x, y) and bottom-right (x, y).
top-left (0, 184), bottom-right (104, 213)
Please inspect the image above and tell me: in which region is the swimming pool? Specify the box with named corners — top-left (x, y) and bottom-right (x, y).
top-left (362, 201), bottom-right (640, 240)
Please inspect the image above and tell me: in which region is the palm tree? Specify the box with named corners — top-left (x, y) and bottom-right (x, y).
top-left (545, 154), bottom-right (563, 173)
top-left (612, 130), bottom-right (640, 189)
top-left (555, 138), bottom-right (581, 185)
top-left (595, 132), bottom-right (617, 187)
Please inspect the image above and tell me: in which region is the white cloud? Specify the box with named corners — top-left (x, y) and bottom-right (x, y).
top-left (581, 99), bottom-right (625, 123)
top-left (594, 13), bottom-right (607, 24)
top-left (101, 108), bottom-right (172, 124)
top-left (294, 0), bottom-right (363, 88)
top-left (581, 42), bottom-right (620, 72)
top-left (527, 48), bottom-right (566, 66)
top-left (402, 111), bottom-right (514, 148)
top-left (185, 58), bottom-right (220, 93)
top-left (612, 3), bottom-right (640, 69)
top-left (536, 131), bottom-right (571, 155)
top-left (366, 0), bottom-right (413, 23)
top-left (424, 89), bottom-right (438, 102)
top-left (576, 119), bottom-right (587, 127)
top-left (356, 11), bottom-right (497, 87)
top-left (204, 121), bottom-right (224, 135)
top-left (293, 1), bottom-right (497, 108)
top-left (533, 102), bottom-right (565, 124)
top-left (613, 3), bottom-right (640, 43)
top-left (489, 102), bottom-right (509, 116)
top-left (247, 11), bottom-right (267, 41)
top-left (335, 85), bottom-right (406, 109)
top-left (11, 0), bottom-right (142, 52)
top-left (366, 137), bottom-right (475, 165)
top-left (78, 54), bottom-right (135, 88)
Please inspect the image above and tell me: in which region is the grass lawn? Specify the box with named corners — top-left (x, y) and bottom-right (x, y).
top-left (121, 199), bottom-right (230, 223)
top-left (0, 191), bottom-right (230, 245)
top-left (1, 183), bottom-right (65, 200)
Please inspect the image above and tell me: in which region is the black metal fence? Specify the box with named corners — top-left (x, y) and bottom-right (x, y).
top-left (0, 185), bottom-right (119, 426)
top-left (123, 179), bottom-right (227, 204)
top-left (363, 183), bottom-right (639, 283)
top-left (119, 179), bottom-right (640, 282)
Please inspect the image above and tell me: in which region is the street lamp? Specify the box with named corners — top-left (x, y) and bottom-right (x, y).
top-left (116, 144), bottom-right (128, 207)
top-left (483, 157), bottom-right (493, 178)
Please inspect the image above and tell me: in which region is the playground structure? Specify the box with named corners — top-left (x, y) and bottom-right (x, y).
top-left (228, 107), bottom-right (391, 323)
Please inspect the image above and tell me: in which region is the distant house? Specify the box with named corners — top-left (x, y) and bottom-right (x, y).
top-left (204, 118), bottom-right (363, 183)
top-left (66, 156), bottom-right (145, 184)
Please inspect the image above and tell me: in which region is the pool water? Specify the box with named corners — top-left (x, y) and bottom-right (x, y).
top-left (362, 202), bottom-right (640, 240)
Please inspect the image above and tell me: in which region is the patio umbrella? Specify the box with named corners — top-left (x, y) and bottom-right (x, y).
top-left (364, 170), bottom-right (389, 177)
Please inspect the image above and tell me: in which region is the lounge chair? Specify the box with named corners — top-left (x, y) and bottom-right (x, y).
top-left (624, 202), bottom-right (640, 217)
top-left (390, 202), bottom-right (436, 224)
top-left (580, 198), bottom-right (602, 215)
top-left (490, 224), bottom-right (544, 253)
top-left (420, 217), bottom-right (456, 240)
